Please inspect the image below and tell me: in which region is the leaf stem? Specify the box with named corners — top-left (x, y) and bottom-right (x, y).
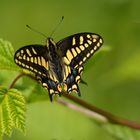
top-left (61, 92), bottom-right (140, 130)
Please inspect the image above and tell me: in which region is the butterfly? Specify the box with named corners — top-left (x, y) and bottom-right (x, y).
top-left (14, 32), bottom-right (103, 101)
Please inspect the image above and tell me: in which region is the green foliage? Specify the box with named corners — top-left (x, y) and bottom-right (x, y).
top-left (0, 39), bottom-right (20, 71)
top-left (0, 39), bottom-right (26, 139)
top-left (0, 87), bottom-right (26, 137)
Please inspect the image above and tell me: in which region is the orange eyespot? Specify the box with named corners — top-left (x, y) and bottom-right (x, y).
top-left (63, 83), bottom-right (68, 91)
top-left (57, 84), bottom-right (62, 92)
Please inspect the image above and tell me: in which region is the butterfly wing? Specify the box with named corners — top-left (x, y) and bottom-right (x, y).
top-left (57, 32), bottom-right (103, 68)
top-left (14, 32), bottom-right (103, 101)
top-left (14, 45), bottom-right (49, 77)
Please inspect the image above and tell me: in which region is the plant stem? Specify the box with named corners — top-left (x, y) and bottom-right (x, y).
top-left (9, 73), bottom-right (24, 89)
top-left (61, 92), bottom-right (140, 130)
top-left (57, 98), bottom-right (108, 122)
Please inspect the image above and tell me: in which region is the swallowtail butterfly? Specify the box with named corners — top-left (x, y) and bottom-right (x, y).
top-left (14, 33), bottom-right (103, 101)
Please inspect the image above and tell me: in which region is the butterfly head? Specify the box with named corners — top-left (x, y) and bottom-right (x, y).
top-left (46, 37), bottom-right (58, 60)
top-left (46, 37), bottom-right (56, 48)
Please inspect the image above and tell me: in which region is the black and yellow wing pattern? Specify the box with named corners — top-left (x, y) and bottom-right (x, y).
top-left (14, 32), bottom-right (103, 101)
top-left (14, 45), bottom-right (49, 77)
top-left (57, 33), bottom-right (103, 68)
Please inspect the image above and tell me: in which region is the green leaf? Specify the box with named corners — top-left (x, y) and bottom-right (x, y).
top-left (8, 89), bottom-right (26, 132)
top-left (0, 39), bottom-right (20, 71)
top-left (0, 87), bottom-right (26, 138)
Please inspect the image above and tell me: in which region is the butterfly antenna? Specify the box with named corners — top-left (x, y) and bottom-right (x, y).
top-left (26, 25), bottom-right (47, 38)
top-left (50, 16), bottom-right (64, 37)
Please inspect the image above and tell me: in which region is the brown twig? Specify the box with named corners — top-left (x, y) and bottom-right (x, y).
top-left (61, 92), bottom-right (140, 130)
top-left (9, 73), bottom-right (25, 89)
top-left (57, 98), bottom-right (108, 122)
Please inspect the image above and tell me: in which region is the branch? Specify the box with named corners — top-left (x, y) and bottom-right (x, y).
top-left (61, 92), bottom-right (140, 130)
top-left (57, 98), bottom-right (108, 122)
top-left (9, 72), bottom-right (36, 89)
top-left (9, 73), bottom-right (25, 89)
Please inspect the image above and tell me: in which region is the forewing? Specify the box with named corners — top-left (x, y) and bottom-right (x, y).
top-left (57, 33), bottom-right (103, 68)
top-left (14, 45), bottom-right (49, 76)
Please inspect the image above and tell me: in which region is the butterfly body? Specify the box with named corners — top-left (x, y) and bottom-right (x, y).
top-left (14, 32), bottom-right (103, 101)
top-left (46, 38), bottom-right (65, 83)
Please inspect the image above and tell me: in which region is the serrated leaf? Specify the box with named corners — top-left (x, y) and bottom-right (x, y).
top-left (0, 87), bottom-right (26, 138)
top-left (0, 39), bottom-right (20, 71)
top-left (8, 89), bottom-right (26, 132)
top-left (1, 94), bottom-right (13, 135)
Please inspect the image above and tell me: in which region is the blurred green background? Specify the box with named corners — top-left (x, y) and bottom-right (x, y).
top-left (0, 0), bottom-right (140, 139)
